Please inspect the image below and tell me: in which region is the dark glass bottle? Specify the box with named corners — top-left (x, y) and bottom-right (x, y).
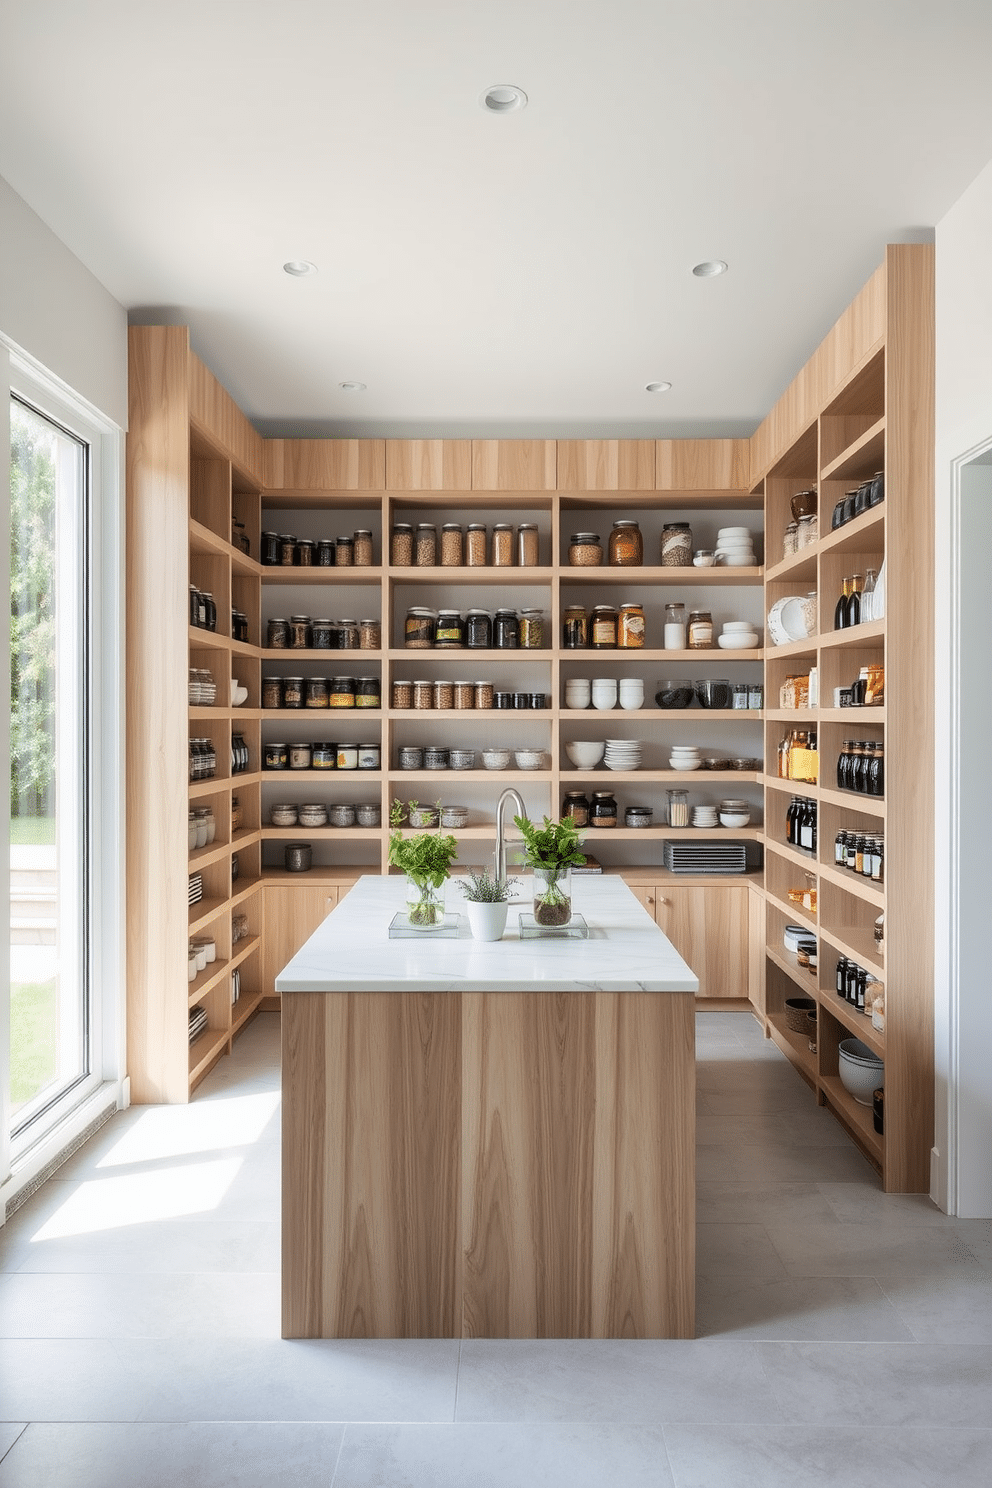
top-left (835, 828), bottom-right (848, 867)
top-left (837, 740), bottom-right (853, 790)
top-left (836, 956), bottom-right (848, 995)
top-left (799, 799), bottom-right (815, 853)
top-left (786, 796), bottom-right (799, 845)
top-left (868, 741), bottom-right (884, 797)
top-left (834, 578), bottom-right (851, 630)
top-left (846, 574), bottom-right (864, 627)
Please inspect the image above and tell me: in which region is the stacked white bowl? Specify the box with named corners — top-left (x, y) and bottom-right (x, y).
top-left (716, 527), bottom-right (757, 566)
top-left (605, 738), bottom-right (642, 770)
top-left (718, 618), bottom-right (760, 650)
top-left (564, 677), bottom-right (591, 709)
top-left (591, 677), bottom-right (617, 710)
top-left (669, 745), bottom-right (702, 772)
top-left (618, 677), bottom-right (645, 710)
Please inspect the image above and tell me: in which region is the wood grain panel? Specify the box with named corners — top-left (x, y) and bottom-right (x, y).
top-left (591, 993), bottom-right (695, 1338)
top-left (262, 885), bottom-right (337, 995)
top-left (472, 439), bottom-right (557, 490)
top-left (386, 439), bottom-right (472, 490)
top-left (188, 351), bottom-right (264, 485)
top-left (264, 438), bottom-right (386, 491)
top-left (556, 439), bottom-right (655, 491)
top-left (282, 993), bottom-right (327, 1336)
top-left (461, 992), bottom-right (597, 1337)
top-left (126, 326), bottom-right (194, 1103)
top-left (656, 438), bottom-right (750, 492)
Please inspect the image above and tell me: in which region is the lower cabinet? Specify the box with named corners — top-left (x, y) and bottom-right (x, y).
top-left (262, 885), bottom-right (339, 997)
top-left (627, 883), bottom-right (749, 1000)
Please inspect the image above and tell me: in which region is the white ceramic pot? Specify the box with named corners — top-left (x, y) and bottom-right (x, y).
top-left (466, 900), bottom-right (508, 941)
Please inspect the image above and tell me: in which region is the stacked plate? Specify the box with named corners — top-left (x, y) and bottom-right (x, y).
top-left (691, 804), bottom-right (719, 827)
top-left (604, 738), bottom-right (642, 771)
top-left (716, 526), bottom-right (757, 566)
top-left (669, 745), bottom-right (701, 772)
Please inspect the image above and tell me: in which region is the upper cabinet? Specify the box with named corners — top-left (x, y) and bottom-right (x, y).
top-left (385, 439), bottom-right (472, 491)
top-left (557, 439), bottom-right (656, 491)
top-left (471, 439), bottom-right (557, 490)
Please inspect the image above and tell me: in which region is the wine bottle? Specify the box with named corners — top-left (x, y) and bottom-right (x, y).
top-left (834, 577), bottom-right (851, 630)
top-left (846, 573), bottom-right (864, 626)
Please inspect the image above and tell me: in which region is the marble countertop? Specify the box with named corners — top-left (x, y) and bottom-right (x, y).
top-left (275, 874), bottom-right (699, 994)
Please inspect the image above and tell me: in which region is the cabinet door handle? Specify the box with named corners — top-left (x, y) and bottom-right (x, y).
top-left (658, 897), bottom-right (670, 906)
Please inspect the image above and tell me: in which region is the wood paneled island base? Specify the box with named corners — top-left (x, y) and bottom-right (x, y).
top-left (282, 986), bottom-right (695, 1339)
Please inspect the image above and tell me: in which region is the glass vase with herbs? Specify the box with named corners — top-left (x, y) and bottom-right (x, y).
top-left (388, 800), bottom-right (459, 929)
top-left (513, 813), bottom-right (587, 927)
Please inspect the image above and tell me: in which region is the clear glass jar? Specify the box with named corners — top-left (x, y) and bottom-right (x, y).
top-left (262, 676), bottom-right (283, 709)
top-left (466, 609), bottom-right (492, 648)
top-left (568, 532), bottom-right (602, 567)
top-left (562, 605), bottom-right (587, 648)
top-left (282, 676), bottom-right (304, 709)
top-left (466, 523), bottom-right (487, 566)
top-left (783, 521), bottom-right (798, 557)
top-left (517, 523), bottom-right (540, 566)
top-left (591, 604), bottom-right (618, 648)
top-left (391, 523), bottom-right (414, 566)
top-left (617, 602), bottom-right (645, 648)
top-left (338, 618), bottom-right (360, 650)
top-left (264, 741), bottom-right (288, 770)
top-left (311, 618), bottom-right (333, 649)
top-left (289, 615), bottom-right (311, 649)
top-left (435, 609), bottom-right (465, 647)
top-left (687, 609), bottom-right (714, 648)
top-left (279, 534), bottom-right (297, 566)
top-left (661, 522), bottom-right (693, 567)
top-left (353, 529), bottom-right (373, 566)
top-left (663, 602), bottom-right (686, 649)
top-left (440, 523), bottom-right (463, 567)
top-left (667, 789), bottom-right (690, 827)
top-left (359, 618), bottom-right (381, 650)
top-left (797, 513), bottom-right (818, 548)
top-left (433, 679), bottom-right (454, 710)
top-left (412, 680), bottom-right (433, 710)
top-left (267, 617), bottom-right (290, 649)
top-left (392, 679), bottom-right (413, 709)
top-left (305, 676), bottom-right (330, 708)
top-left (491, 524), bottom-right (514, 566)
top-left (589, 791), bottom-right (618, 828)
top-left (562, 790), bottom-right (590, 827)
top-left (453, 680), bottom-right (474, 709)
top-left (261, 531), bottom-right (280, 565)
top-left (288, 742), bottom-right (313, 769)
top-left (415, 524), bottom-right (437, 566)
top-left (609, 520), bottom-right (643, 566)
top-left (329, 677), bottom-right (356, 708)
top-left (519, 609), bottom-right (544, 648)
top-left (311, 742), bottom-right (336, 769)
top-left (494, 608), bottom-right (518, 648)
top-left (317, 538), bottom-right (336, 567)
top-left (405, 607), bottom-right (436, 648)
top-left (335, 535), bottom-right (354, 566)
top-left (297, 538), bottom-right (315, 567)
top-left (355, 677), bottom-right (380, 708)
top-left (474, 680), bottom-right (494, 709)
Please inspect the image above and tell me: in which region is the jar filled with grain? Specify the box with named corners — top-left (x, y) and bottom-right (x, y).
top-left (569, 532), bottom-right (603, 567)
top-left (392, 680), bottom-right (413, 709)
top-left (433, 678), bottom-right (454, 710)
top-left (474, 680), bottom-right (494, 709)
top-left (297, 538), bottom-right (315, 567)
top-left (391, 523), bottom-right (414, 566)
top-left (353, 529), bottom-right (373, 566)
top-left (591, 604), bottom-right (618, 649)
top-left (282, 676), bottom-right (304, 709)
top-left (466, 523), bottom-right (487, 566)
top-left (305, 676), bottom-right (330, 708)
top-left (355, 677), bottom-right (380, 708)
top-left (412, 679), bottom-right (433, 710)
top-left (562, 604), bottom-right (588, 648)
top-left (267, 617), bottom-right (290, 650)
top-left (519, 609), bottom-right (544, 648)
top-left (311, 743), bottom-right (336, 770)
top-left (618, 602), bottom-right (645, 648)
top-left (405, 608), bottom-right (436, 648)
top-left (440, 523), bottom-right (464, 567)
top-left (562, 790), bottom-right (590, 827)
top-left (590, 790), bottom-right (618, 828)
top-left (609, 520), bottom-right (643, 566)
top-left (335, 535), bottom-right (354, 567)
top-left (661, 522), bottom-right (693, 566)
top-left (262, 676), bottom-right (283, 709)
top-left (359, 618), bottom-right (381, 650)
top-left (338, 618), bottom-right (360, 650)
top-left (329, 677), bottom-right (356, 708)
top-left (687, 609), bottom-right (714, 648)
top-left (289, 615), bottom-right (311, 649)
top-left (453, 680), bottom-right (474, 709)
top-left (279, 533), bottom-right (297, 566)
top-left (415, 524), bottom-right (437, 566)
top-left (491, 523), bottom-right (514, 566)
top-left (516, 523), bottom-right (540, 566)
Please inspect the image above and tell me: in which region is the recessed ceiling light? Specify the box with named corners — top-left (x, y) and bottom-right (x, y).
top-left (692, 260), bottom-right (728, 278)
top-left (338, 381), bottom-right (366, 392)
top-left (283, 260), bottom-right (317, 277)
top-left (480, 84), bottom-right (528, 113)
top-left (645, 381), bottom-right (672, 394)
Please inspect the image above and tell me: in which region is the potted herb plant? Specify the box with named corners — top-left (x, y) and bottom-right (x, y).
top-left (513, 813), bottom-right (587, 927)
top-left (457, 869), bottom-right (519, 941)
top-left (388, 800), bottom-right (459, 929)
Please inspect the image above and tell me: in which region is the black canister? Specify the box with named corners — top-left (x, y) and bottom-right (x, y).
top-left (435, 609), bottom-right (466, 647)
top-left (261, 531), bottom-right (280, 566)
top-left (267, 617), bottom-right (290, 649)
top-left (493, 692), bottom-right (514, 709)
top-left (264, 741), bottom-right (288, 770)
top-left (494, 608), bottom-right (519, 648)
top-left (590, 790), bottom-right (618, 828)
top-left (285, 843), bottom-right (312, 873)
top-left (513, 692), bottom-right (531, 709)
top-left (279, 533), bottom-right (297, 566)
top-left (316, 538), bottom-right (336, 566)
top-left (311, 618), bottom-right (333, 649)
top-left (466, 609), bottom-right (492, 648)
top-left (870, 470), bottom-right (885, 506)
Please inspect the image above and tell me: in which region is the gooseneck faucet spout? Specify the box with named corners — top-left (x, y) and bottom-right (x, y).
top-left (495, 788), bottom-right (528, 889)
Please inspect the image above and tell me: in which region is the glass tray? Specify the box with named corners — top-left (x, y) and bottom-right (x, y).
top-left (518, 913), bottom-right (589, 940)
top-left (388, 912), bottom-right (464, 939)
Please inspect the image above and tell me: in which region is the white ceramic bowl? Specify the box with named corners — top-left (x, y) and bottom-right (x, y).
top-left (719, 810), bottom-right (751, 827)
top-left (692, 554), bottom-right (717, 567)
top-left (514, 749), bottom-right (545, 770)
top-left (717, 552), bottom-right (757, 567)
top-left (669, 758), bottom-right (702, 771)
top-left (231, 685), bottom-right (249, 705)
top-left (565, 741), bottom-right (605, 769)
top-left (723, 620), bottom-right (756, 632)
top-left (718, 526), bottom-right (750, 539)
top-left (481, 748), bottom-right (511, 770)
top-left (838, 1039), bottom-right (884, 1105)
top-left (718, 632), bottom-right (760, 649)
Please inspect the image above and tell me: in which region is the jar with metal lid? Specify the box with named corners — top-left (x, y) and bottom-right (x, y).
top-left (399, 745), bottom-right (423, 769)
top-left (474, 680), bottom-right (494, 709)
top-left (666, 788), bottom-right (689, 826)
top-left (337, 742), bottom-right (359, 770)
top-left (353, 529), bottom-right (373, 567)
top-left (338, 618), bottom-right (359, 650)
top-left (412, 679), bottom-right (433, 710)
top-left (415, 524), bottom-right (437, 566)
top-left (440, 523), bottom-right (463, 567)
top-left (261, 531), bottom-right (280, 565)
top-left (562, 605), bottom-right (587, 648)
top-left (270, 803), bottom-right (299, 827)
top-left (305, 676), bottom-right (331, 709)
top-left (289, 742), bottom-right (312, 770)
top-left (517, 523), bottom-right (539, 566)
top-left (267, 617), bottom-right (290, 649)
top-left (453, 680), bottom-right (474, 709)
top-left (466, 523), bottom-right (487, 566)
top-left (519, 609), bottom-right (544, 648)
top-left (199, 588), bottom-right (215, 629)
top-left (188, 810), bottom-right (198, 851)
top-left (687, 609), bottom-right (714, 648)
top-left (330, 676), bottom-right (356, 708)
top-left (311, 618), bottom-right (333, 649)
top-left (359, 618), bottom-right (381, 650)
top-left (591, 604), bottom-right (618, 648)
top-left (568, 533), bottom-right (602, 567)
top-left (316, 538), bottom-right (336, 567)
top-left (329, 803), bottom-right (357, 828)
top-left (432, 679), bottom-right (454, 710)
top-left (625, 806), bottom-right (653, 828)
top-left (311, 742), bottom-right (336, 770)
top-left (262, 676), bottom-right (283, 709)
top-left (355, 676), bottom-right (380, 708)
top-left (282, 676), bottom-right (304, 709)
top-left (289, 615), bottom-right (311, 649)
top-left (335, 535), bottom-right (354, 566)
top-left (424, 745), bottom-right (450, 770)
top-left (297, 538), bottom-right (315, 567)
top-left (405, 607), bottom-right (436, 648)
top-left (661, 522), bottom-right (693, 567)
top-left (357, 803), bottom-right (381, 827)
top-left (391, 523), bottom-right (414, 566)
top-left (513, 692), bottom-right (531, 709)
top-left (494, 608), bottom-right (519, 648)
top-left (279, 533), bottom-right (297, 566)
top-left (562, 790), bottom-right (590, 827)
top-left (392, 679), bottom-right (413, 709)
top-left (231, 732), bottom-right (248, 773)
top-left (435, 609), bottom-right (465, 647)
top-left (231, 610), bottom-right (249, 642)
top-left (589, 790), bottom-right (618, 828)
top-left (618, 602), bottom-right (645, 648)
top-left (358, 742), bottom-right (380, 769)
top-left (299, 803), bottom-right (329, 828)
top-left (491, 524), bottom-right (514, 567)
top-left (609, 520), bottom-right (643, 566)
top-left (264, 741), bottom-right (288, 771)
top-left (466, 609), bottom-right (492, 648)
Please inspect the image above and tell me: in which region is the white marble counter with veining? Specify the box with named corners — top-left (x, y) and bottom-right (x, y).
top-left (275, 873), bottom-right (699, 994)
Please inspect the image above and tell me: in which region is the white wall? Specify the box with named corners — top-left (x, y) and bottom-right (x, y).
top-left (0, 173), bottom-right (126, 427)
top-left (934, 155), bottom-right (992, 1216)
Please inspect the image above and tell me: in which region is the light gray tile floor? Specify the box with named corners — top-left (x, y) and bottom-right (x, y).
top-left (0, 1007), bottom-right (989, 1487)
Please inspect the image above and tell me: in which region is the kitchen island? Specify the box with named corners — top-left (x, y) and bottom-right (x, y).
top-left (277, 874), bottom-right (698, 1340)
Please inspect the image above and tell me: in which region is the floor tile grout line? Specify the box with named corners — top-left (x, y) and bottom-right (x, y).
top-left (328, 1422), bottom-right (347, 1487)
top-left (0, 1423), bottom-right (28, 1465)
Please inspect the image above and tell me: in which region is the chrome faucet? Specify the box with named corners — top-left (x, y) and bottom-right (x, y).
top-left (494, 787), bottom-right (528, 889)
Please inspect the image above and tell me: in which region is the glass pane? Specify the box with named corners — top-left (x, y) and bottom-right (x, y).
top-left (9, 397), bottom-right (88, 1129)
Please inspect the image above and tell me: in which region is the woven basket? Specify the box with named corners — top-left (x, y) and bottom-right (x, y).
top-left (784, 996), bottom-right (816, 1034)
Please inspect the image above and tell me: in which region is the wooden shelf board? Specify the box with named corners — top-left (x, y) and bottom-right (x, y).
top-left (189, 704), bottom-right (228, 720)
top-left (388, 768), bottom-right (552, 783)
top-left (388, 708), bottom-right (545, 720)
top-left (189, 776), bottom-right (231, 798)
top-left (561, 708), bottom-right (763, 721)
top-left (231, 877), bottom-right (263, 908)
top-left (817, 784), bottom-right (885, 817)
top-left (819, 1074), bottom-right (884, 1164)
top-left (820, 418), bottom-right (886, 482)
top-left (189, 518), bottom-right (233, 559)
top-left (231, 989), bottom-right (266, 1037)
top-left (231, 638), bottom-right (257, 658)
top-left (817, 707), bottom-right (886, 723)
top-left (765, 838), bottom-right (818, 874)
top-left (765, 943), bottom-right (817, 995)
top-left (230, 548), bottom-right (262, 578)
top-left (387, 565), bottom-right (555, 586)
top-left (559, 769), bottom-right (762, 783)
top-left (188, 1026), bottom-right (228, 1084)
top-left (766, 1014), bottom-right (817, 1084)
top-left (818, 619), bottom-right (885, 651)
top-left (817, 504), bottom-right (886, 556)
top-left (818, 925), bottom-right (885, 980)
top-left (765, 888), bottom-right (818, 936)
top-left (261, 490), bottom-right (387, 510)
top-left (385, 489), bottom-right (551, 509)
top-left (260, 770), bottom-right (383, 783)
top-left (260, 708), bottom-right (384, 721)
top-left (261, 648), bottom-right (383, 661)
top-left (764, 550), bottom-right (818, 585)
top-left (765, 635), bottom-right (818, 661)
top-left (559, 489), bottom-right (760, 510)
top-left (261, 826), bottom-right (386, 840)
top-left (187, 840), bottom-right (234, 872)
top-left (231, 829), bottom-right (261, 853)
top-left (261, 866), bottom-right (367, 886)
top-left (187, 955), bottom-right (232, 1007)
top-left (385, 647), bottom-right (762, 663)
top-left (818, 994), bottom-right (885, 1059)
top-left (558, 565), bottom-right (764, 585)
top-left (386, 647), bottom-right (554, 661)
top-left (763, 709), bottom-right (819, 723)
top-left (188, 626), bottom-right (231, 652)
top-left (188, 896), bottom-right (229, 934)
top-left (817, 860), bottom-right (885, 909)
top-left (230, 934), bottom-right (262, 972)
top-left (261, 566), bottom-right (384, 585)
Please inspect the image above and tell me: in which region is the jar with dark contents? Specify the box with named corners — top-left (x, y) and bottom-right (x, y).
top-left (261, 531), bottom-right (280, 566)
top-left (305, 676), bottom-right (330, 709)
top-left (353, 529), bottom-right (373, 567)
top-left (625, 806), bottom-right (653, 828)
top-left (339, 618), bottom-right (360, 650)
top-left (392, 680), bottom-right (413, 709)
top-left (415, 524), bottom-right (437, 566)
top-left (317, 538), bottom-right (336, 567)
top-left (262, 677), bottom-right (283, 709)
top-left (494, 608), bottom-right (519, 648)
top-left (282, 676), bottom-right (304, 709)
top-left (562, 605), bottom-right (587, 648)
top-left (591, 604), bottom-right (618, 648)
top-left (311, 618), bottom-right (333, 649)
top-left (330, 676), bottom-right (356, 708)
top-left (289, 615), bottom-right (311, 649)
top-left (519, 609), bottom-right (544, 648)
top-left (412, 679), bottom-right (433, 710)
top-left (311, 742), bottom-right (336, 770)
top-left (435, 609), bottom-right (465, 648)
top-left (231, 610), bottom-right (249, 642)
top-left (562, 790), bottom-right (590, 827)
top-left (491, 524), bottom-right (514, 567)
top-left (466, 609), bottom-right (492, 648)
top-left (440, 523), bottom-right (464, 567)
top-left (267, 617), bottom-right (290, 650)
top-left (359, 618), bottom-right (381, 650)
top-left (264, 741), bottom-right (288, 771)
top-left (466, 523), bottom-right (487, 566)
top-left (391, 523), bottom-right (414, 566)
top-left (424, 745), bottom-right (450, 770)
top-left (609, 520), bottom-right (643, 566)
top-left (355, 676), bottom-right (380, 708)
top-left (405, 607), bottom-right (436, 648)
top-left (280, 534), bottom-right (297, 566)
top-left (297, 539), bottom-right (315, 567)
top-left (517, 523), bottom-right (540, 566)
top-left (589, 791), bottom-right (618, 828)
top-left (618, 602), bottom-right (645, 648)
top-left (335, 535), bottom-right (354, 567)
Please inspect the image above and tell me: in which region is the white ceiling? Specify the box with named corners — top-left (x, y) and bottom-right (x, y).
top-left (2, 1), bottom-right (991, 437)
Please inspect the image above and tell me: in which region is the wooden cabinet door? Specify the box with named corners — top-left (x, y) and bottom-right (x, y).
top-left (627, 885), bottom-right (658, 918)
top-left (262, 886), bottom-right (338, 995)
top-left (649, 886), bottom-right (749, 1000)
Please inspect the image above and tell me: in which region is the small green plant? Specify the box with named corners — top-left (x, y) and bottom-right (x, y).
top-left (388, 799), bottom-right (459, 926)
top-left (458, 869), bottom-right (519, 904)
top-left (513, 814), bottom-right (587, 925)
